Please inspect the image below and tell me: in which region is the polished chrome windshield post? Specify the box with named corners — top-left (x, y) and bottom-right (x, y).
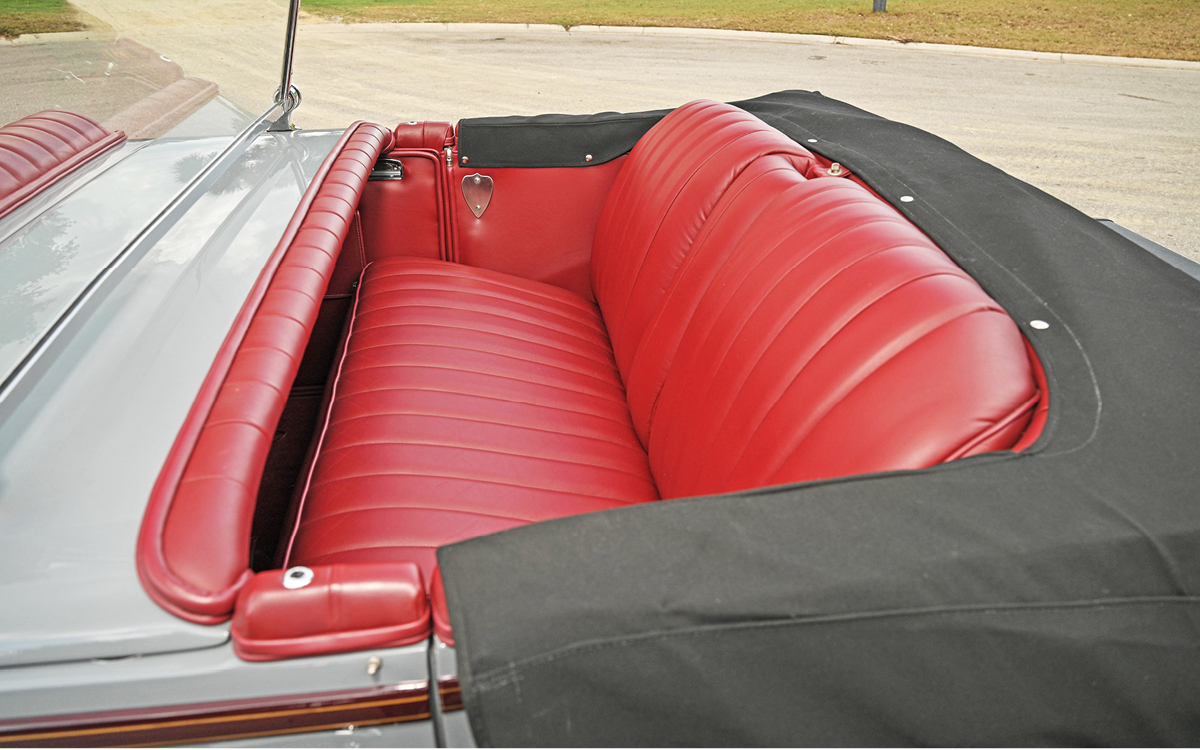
top-left (270, 0), bottom-right (303, 131)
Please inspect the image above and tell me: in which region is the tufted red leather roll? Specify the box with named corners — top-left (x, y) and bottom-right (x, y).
top-left (140, 123), bottom-right (395, 624)
top-left (590, 99), bottom-right (816, 405)
top-left (642, 172), bottom-right (1038, 496)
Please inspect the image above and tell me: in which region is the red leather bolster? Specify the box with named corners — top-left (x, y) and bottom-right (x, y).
top-left (232, 563), bottom-right (430, 661)
top-left (431, 567), bottom-right (454, 647)
top-left (393, 121), bottom-right (453, 151)
top-left (138, 122), bottom-right (395, 624)
top-left (0, 110), bottom-right (125, 220)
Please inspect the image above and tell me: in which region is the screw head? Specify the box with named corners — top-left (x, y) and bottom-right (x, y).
top-left (367, 656), bottom-right (383, 675)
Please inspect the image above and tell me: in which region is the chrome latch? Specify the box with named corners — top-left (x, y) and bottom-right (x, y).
top-left (369, 158), bottom-right (404, 181)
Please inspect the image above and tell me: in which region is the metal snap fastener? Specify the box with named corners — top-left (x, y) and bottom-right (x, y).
top-left (282, 566), bottom-right (314, 589)
top-left (1030, 320), bottom-right (1050, 330)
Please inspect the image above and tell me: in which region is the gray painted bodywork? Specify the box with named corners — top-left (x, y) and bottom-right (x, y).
top-left (0, 137), bottom-right (223, 384)
top-left (432, 639), bottom-right (476, 748)
top-left (0, 129), bottom-right (341, 671)
top-left (0, 641), bottom-right (428, 721)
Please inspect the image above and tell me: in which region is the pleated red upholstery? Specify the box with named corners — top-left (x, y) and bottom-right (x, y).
top-left (286, 258), bottom-right (658, 581)
top-left (590, 100), bottom-right (816, 427)
top-left (142, 101), bottom-right (1041, 640)
top-left (640, 169), bottom-right (1038, 497)
top-left (0, 110), bottom-right (125, 219)
top-left (140, 123), bottom-right (394, 623)
top-left (283, 102), bottom-right (1039, 604)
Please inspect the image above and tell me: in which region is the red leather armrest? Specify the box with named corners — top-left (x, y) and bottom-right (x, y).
top-left (232, 563), bottom-right (431, 661)
top-left (138, 123), bottom-right (394, 624)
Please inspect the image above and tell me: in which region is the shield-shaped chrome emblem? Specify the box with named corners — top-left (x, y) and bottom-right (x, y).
top-left (462, 173), bottom-right (493, 218)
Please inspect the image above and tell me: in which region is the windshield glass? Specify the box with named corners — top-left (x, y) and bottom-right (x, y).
top-left (0, 0), bottom-right (289, 138)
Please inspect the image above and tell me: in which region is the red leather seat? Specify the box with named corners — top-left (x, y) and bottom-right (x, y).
top-left (285, 258), bottom-right (658, 580)
top-left (285, 100), bottom-right (1039, 597)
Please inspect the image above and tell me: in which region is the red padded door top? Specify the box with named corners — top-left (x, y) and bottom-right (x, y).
top-left (138, 123), bottom-right (394, 624)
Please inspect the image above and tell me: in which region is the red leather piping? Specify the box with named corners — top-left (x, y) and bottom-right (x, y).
top-left (0, 110), bottom-right (125, 220)
top-left (138, 122), bottom-right (393, 624)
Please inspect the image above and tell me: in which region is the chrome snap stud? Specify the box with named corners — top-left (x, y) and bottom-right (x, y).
top-left (282, 566), bottom-right (314, 589)
top-left (1030, 320), bottom-right (1050, 330)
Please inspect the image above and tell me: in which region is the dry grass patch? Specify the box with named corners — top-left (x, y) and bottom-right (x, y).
top-left (302, 0), bottom-right (1200, 61)
top-left (0, 0), bottom-right (85, 38)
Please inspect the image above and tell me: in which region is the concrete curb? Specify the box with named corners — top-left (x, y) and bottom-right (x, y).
top-left (300, 21), bottom-right (1200, 71)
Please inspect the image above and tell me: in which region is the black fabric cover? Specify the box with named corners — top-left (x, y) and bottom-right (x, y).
top-left (439, 91), bottom-right (1200, 746)
top-left (457, 110), bottom-right (668, 168)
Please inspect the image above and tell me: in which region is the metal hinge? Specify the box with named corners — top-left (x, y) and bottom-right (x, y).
top-left (369, 158), bottom-right (404, 181)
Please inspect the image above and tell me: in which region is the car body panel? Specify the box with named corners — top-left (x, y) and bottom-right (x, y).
top-left (0, 129), bottom-right (342, 669)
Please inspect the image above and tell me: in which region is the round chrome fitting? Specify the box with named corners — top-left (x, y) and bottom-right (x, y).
top-left (282, 566), bottom-right (314, 589)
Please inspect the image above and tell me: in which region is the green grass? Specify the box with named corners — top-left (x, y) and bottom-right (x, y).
top-left (0, 0), bottom-right (85, 38)
top-left (301, 0), bottom-right (1200, 61)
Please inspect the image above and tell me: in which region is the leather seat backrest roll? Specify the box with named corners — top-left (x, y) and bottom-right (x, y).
top-left (639, 169), bottom-right (1040, 497)
top-left (590, 100), bottom-right (816, 393)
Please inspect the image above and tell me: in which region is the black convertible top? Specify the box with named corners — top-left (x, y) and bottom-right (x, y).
top-left (442, 91), bottom-right (1200, 746)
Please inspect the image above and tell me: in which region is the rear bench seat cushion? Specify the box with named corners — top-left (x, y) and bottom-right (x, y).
top-left (284, 258), bottom-right (659, 580)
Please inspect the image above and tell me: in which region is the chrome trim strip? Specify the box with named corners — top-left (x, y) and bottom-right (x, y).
top-left (0, 100), bottom-right (286, 419)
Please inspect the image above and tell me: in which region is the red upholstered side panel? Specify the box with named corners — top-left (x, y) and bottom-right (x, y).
top-left (590, 100), bottom-right (816, 384)
top-left (646, 173), bottom-right (1039, 497)
top-left (139, 123), bottom-right (393, 623)
top-left (359, 149), bottom-right (446, 263)
top-left (285, 258), bottom-right (658, 583)
top-left (453, 157), bottom-right (627, 301)
top-left (0, 110), bottom-right (125, 219)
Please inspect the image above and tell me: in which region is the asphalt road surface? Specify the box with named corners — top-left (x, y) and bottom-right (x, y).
top-left (5, 6), bottom-right (1199, 260)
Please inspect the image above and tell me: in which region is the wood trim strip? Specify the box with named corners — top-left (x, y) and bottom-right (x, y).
top-left (438, 677), bottom-right (464, 712)
top-left (0, 682), bottom-right (429, 747)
